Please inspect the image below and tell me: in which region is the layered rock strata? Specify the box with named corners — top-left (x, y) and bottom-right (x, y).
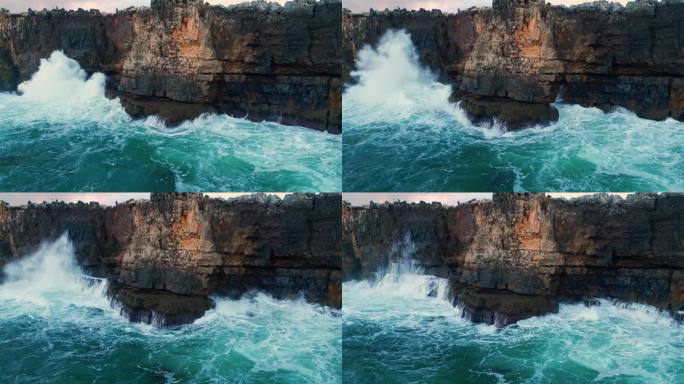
top-left (343, 0), bottom-right (684, 129)
top-left (0, 193), bottom-right (342, 326)
top-left (343, 193), bottom-right (684, 326)
top-left (0, 0), bottom-right (342, 133)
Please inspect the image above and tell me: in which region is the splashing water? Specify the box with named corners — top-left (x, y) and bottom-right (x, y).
top-left (343, 29), bottom-right (684, 192)
top-left (343, 254), bottom-right (684, 383)
top-left (0, 233), bottom-right (109, 309)
top-left (0, 236), bottom-right (342, 383)
top-left (0, 51), bottom-right (341, 192)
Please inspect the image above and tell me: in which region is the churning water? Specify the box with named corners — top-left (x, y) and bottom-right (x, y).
top-left (343, 261), bottom-right (684, 384)
top-left (0, 235), bottom-right (342, 383)
top-left (343, 29), bottom-right (684, 192)
top-left (0, 51), bottom-right (342, 192)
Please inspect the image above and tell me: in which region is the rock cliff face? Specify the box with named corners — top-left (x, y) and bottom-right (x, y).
top-left (0, 0), bottom-right (342, 133)
top-left (343, 193), bottom-right (684, 326)
top-left (0, 193), bottom-right (342, 326)
top-left (343, 0), bottom-right (684, 129)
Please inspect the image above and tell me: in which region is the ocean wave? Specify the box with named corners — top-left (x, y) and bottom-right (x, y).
top-left (0, 51), bottom-right (341, 192)
top-left (343, 29), bottom-right (684, 192)
top-left (0, 236), bottom-right (342, 384)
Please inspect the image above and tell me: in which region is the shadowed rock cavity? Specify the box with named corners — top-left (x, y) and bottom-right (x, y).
top-left (0, 0), bottom-right (342, 133)
top-left (0, 193), bottom-right (342, 327)
top-left (343, 193), bottom-right (684, 326)
top-left (343, 0), bottom-right (684, 130)
top-left (459, 95), bottom-right (559, 130)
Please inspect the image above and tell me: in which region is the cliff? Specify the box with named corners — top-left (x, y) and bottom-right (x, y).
top-left (343, 0), bottom-right (684, 129)
top-left (0, 0), bottom-right (342, 133)
top-left (343, 193), bottom-right (684, 326)
top-left (0, 193), bottom-right (342, 326)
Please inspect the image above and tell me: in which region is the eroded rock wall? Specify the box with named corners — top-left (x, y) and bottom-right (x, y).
top-left (343, 1), bottom-right (684, 127)
top-left (0, 193), bottom-right (342, 326)
top-left (0, 0), bottom-right (342, 132)
top-left (343, 193), bottom-right (684, 326)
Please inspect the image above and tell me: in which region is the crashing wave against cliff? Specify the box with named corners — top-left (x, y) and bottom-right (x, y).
top-left (0, 0), bottom-right (342, 132)
top-left (343, 0), bottom-right (684, 129)
top-left (343, 193), bottom-right (684, 326)
top-left (0, 193), bottom-right (342, 327)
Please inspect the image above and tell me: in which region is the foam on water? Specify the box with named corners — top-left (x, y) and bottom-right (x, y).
top-left (343, 29), bottom-right (684, 192)
top-left (0, 236), bottom-right (342, 383)
top-left (198, 294), bottom-right (342, 383)
top-left (343, 235), bottom-right (684, 383)
top-left (0, 233), bottom-right (110, 311)
top-left (0, 51), bottom-right (341, 192)
top-left (344, 278), bottom-right (684, 383)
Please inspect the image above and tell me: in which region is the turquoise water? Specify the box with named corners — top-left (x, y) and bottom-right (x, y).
top-left (0, 236), bottom-right (342, 383)
top-left (0, 52), bottom-right (341, 192)
top-left (343, 269), bottom-right (684, 384)
top-left (343, 30), bottom-right (684, 192)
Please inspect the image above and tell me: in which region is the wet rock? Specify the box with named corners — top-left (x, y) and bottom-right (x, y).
top-left (120, 94), bottom-right (217, 127)
top-left (109, 283), bottom-right (214, 326)
top-left (454, 286), bottom-right (559, 327)
top-left (460, 96), bottom-right (559, 130)
top-left (0, 49), bottom-right (18, 92)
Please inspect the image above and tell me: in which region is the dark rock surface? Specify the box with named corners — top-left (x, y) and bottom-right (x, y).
top-left (343, 193), bottom-right (684, 326)
top-left (460, 95), bottom-right (560, 129)
top-left (343, 0), bottom-right (684, 129)
top-left (0, 193), bottom-right (342, 326)
top-left (0, 0), bottom-right (342, 133)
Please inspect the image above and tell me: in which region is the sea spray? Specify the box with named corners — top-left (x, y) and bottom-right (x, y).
top-left (0, 233), bottom-right (110, 310)
top-left (0, 51), bottom-right (341, 192)
top-left (0, 237), bottom-right (342, 383)
top-left (345, 29), bottom-right (469, 126)
top-left (365, 232), bottom-right (452, 301)
top-left (343, 29), bottom-right (684, 192)
top-left (17, 51), bottom-right (107, 104)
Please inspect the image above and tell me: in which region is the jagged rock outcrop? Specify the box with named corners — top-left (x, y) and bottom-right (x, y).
top-left (343, 0), bottom-right (684, 129)
top-left (343, 193), bottom-right (684, 326)
top-left (0, 193), bottom-right (342, 326)
top-left (0, 0), bottom-right (342, 133)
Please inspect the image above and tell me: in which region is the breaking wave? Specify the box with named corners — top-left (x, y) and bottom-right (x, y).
top-left (343, 29), bottom-right (684, 192)
top-left (0, 235), bottom-right (342, 383)
top-left (343, 233), bottom-right (684, 383)
top-left (0, 51), bottom-right (341, 192)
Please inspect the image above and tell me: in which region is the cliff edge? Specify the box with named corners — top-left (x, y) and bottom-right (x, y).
top-left (343, 0), bottom-right (684, 129)
top-left (0, 0), bottom-right (342, 133)
top-left (0, 193), bottom-right (342, 326)
top-left (343, 193), bottom-right (684, 326)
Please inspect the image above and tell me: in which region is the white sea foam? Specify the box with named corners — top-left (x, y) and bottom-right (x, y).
top-left (344, 232), bottom-right (683, 382)
top-left (345, 29), bottom-right (471, 126)
top-left (345, 277), bottom-right (684, 382)
top-left (344, 234), bottom-right (459, 325)
top-left (195, 293), bottom-right (341, 383)
top-left (18, 51), bottom-right (107, 103)
top-left (0, 233), bottom-right (109, 310)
